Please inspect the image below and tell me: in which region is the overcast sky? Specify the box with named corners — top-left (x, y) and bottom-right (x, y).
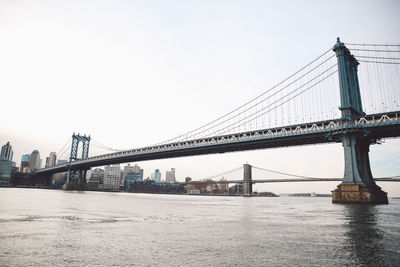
top-left (1, 0), bottom-right (400, 195)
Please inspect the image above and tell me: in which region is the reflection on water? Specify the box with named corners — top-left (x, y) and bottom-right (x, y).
top-left (343, 204), bottom-right (400, 266)
top-left (343, 205), bottom-right (385, 266)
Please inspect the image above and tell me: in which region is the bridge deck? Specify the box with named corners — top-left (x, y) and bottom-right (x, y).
top-left (36, 111), bottom-right (400, 175)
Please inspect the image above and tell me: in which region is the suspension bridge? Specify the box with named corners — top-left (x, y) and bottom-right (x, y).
top-left (181, 163), bottom-right (400, 192)
top-left (35, 38), bottom-right (400, 203)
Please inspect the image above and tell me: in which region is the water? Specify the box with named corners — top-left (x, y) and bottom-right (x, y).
top-left (0, 188), bottom-right (399, 266)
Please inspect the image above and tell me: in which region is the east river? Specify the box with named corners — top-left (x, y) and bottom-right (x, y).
top-left (0, 188), bottom-right (399, 266)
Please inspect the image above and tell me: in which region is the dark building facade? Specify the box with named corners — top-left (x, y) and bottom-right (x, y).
top-left (0, 157), bottom-right (13, 185)
top-left (1, 142), bottom-right (13, 161)
top-left (128, 181), bottom-right (184, 194)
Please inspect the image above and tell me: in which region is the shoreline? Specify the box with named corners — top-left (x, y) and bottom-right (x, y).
top-left (3, 185), bottom-right (400, 198)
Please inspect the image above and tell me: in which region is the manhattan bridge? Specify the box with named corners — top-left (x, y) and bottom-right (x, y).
top-left (35, 39), bottom-right (400, 204)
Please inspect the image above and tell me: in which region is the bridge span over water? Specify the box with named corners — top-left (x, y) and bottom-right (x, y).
top-left (37, 111), bottom-right (400, 175)
top-left (34, 39), bottom-right (400, 204)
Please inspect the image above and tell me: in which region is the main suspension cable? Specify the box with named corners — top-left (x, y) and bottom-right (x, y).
top-left (202, 166), bottom-right (243, 180)
top-left (154, 47), bottom-right (334, 145)
top-left (344, 43), bottom-right (400, 47)
top-left (252, 165), bottom-right (321, 179)
top-left (358, 60), bottom-right (400, 65)
top-left (56, 137), bottom-right (72, 158)
top-left (206, 67), bottom-right (338, 137)
top-left (180, 55), bottom-right (337, 141)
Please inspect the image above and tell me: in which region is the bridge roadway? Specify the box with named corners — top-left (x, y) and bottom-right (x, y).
top-left (36, 111), bottom-right (400, 175)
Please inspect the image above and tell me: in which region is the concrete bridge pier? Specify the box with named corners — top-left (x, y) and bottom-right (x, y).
top-left (62, 169), bottom-right (88, 191)
top-left (243, 163), bottom-right (252, 196)
top-left (332, 135), bottom-right (388, 204)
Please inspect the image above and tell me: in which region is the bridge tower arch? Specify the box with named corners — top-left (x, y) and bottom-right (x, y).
top-left (64, 133), bottom-right (91, 190)
top-left (332, 38), bottom-right (388, 204)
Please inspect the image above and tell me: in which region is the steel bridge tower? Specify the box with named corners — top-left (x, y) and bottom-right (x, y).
top-left (332, 38), bottom-right (388, 204)
top-left (64, 133), bottom-right (91, 190)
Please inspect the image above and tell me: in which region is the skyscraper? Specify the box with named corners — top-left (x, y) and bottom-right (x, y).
top-left (122, 164), bottom-right (134, 186)
top-left (132, 164), bottom-right (142, 174)
top-left (20, 154), bottom-right (30, 173)
top-left (165, 168), bottom-right (176, 183)
top-left (1, 142), bottom-right (13, 161)
top-left (29, 150), bottom-right (41, 170)
top-left (50, 152), bottom-right (56, 166)
top-left (45, 152), bottom-right (57, 168)
top-left (151, 169), bottom-right (162, 183)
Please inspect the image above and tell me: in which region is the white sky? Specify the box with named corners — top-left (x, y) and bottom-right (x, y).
top-left (1, 0), bottom-right (400, 196)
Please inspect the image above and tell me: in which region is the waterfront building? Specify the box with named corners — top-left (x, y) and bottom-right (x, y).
top-left (122, 164), bottom-right (134, 186)
top-left (1, 142), bottom-right (13, 161)
top-left (188, 189), bottom-right (200, 195)
top-left (12, 171), bottom-right (31, 186)
top-left (185, 183), bottom-right (201, 194)
top-left (29, 150), bottom-right (41, 170)
top-left (122, 164), bottom-right (143, 185)
top-left (206, 183), bottom-right (218, 193)
top-left (151, 169), bottom-right (162, 183)
top-left (90, 168), bottom-right (105, 184)
top-left (45, 152), bottom-right (57, 167)
top-left (20, 154), bottom-right (30, 173)
top-left (124, 164), bottom-right (144, 190)
top-left (88, 179), bottom-right (99, 190)
top-left (229, 184), bottom-right (243, 195)
top-left (217, 178), bottom-right (229, 194)
top-left (128, 181), bottom-right (184, 194)
top-left (165, 168), bottom-right (176, 183)
top-left (103, 164), bottom-right (120, 190)
top-left (189, 182), bottom-right (207, 193)
top-left (0, 156), bottom-right (13, 185)
top-left (125, 172), bottom-right (144, 190)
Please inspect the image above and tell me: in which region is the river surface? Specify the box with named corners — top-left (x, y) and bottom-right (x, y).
top-left (0, 188), bottom-right (399, 266)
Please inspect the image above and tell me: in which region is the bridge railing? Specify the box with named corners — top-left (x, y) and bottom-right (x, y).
top-left (36, 111), bottom-right (400, 174)
top-left (82, 111), bottom-right (399, 159)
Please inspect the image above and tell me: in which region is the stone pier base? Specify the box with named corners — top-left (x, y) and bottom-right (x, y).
top-left (332, 184), bottom-right (388, 204)
top-left (62, 184), bottom-right (87, 191)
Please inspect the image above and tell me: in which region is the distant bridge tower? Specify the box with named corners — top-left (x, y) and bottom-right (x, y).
top-left (64, 133), bottom-right (91, 190)
top-left (332, 38), bottom-right (387, 204)
top-left (243, 163), bottom-right (252, 196)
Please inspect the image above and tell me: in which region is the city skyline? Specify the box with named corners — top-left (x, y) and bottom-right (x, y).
top-left (1, 0), bottom-right (400, 195)
top-left (3, 138), bottom-right (400, 196)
